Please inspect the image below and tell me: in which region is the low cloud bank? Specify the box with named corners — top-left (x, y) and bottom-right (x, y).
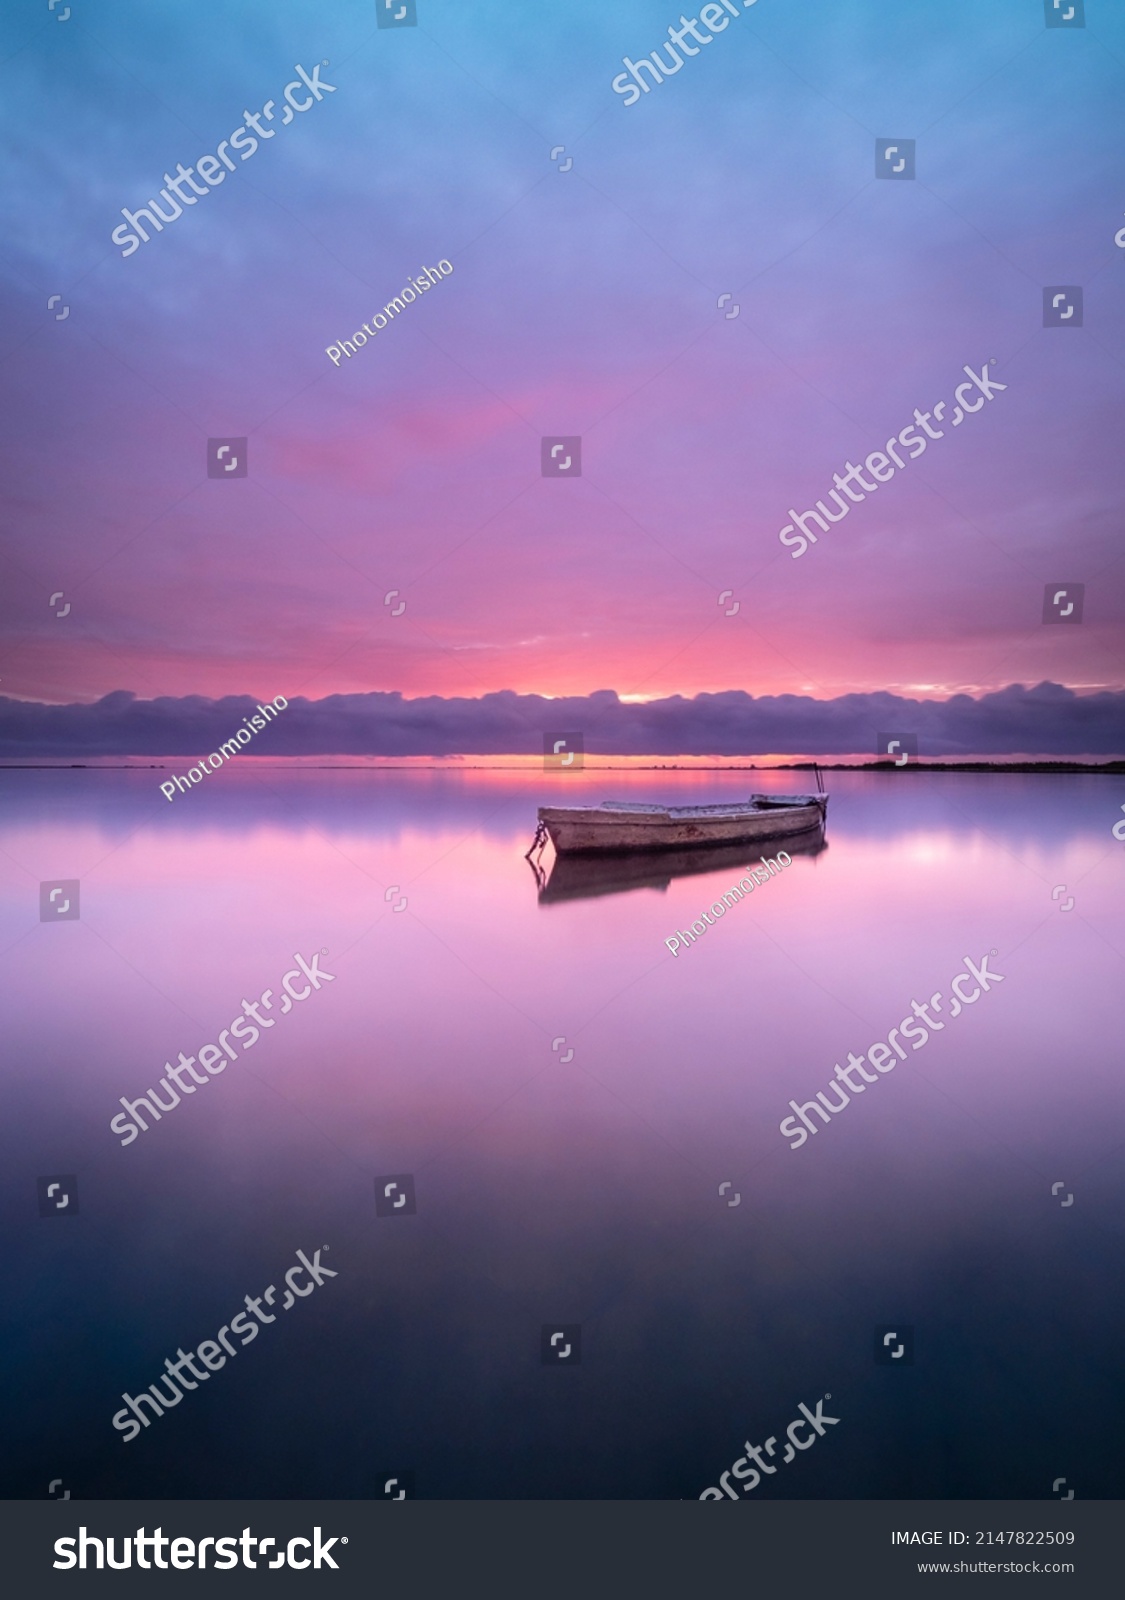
top-left (1, 683), bottom-right (1122, 759)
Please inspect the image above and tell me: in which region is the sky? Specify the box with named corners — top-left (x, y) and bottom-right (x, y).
top-left (2, 0), bottom-right (1124, 750)
top-left (2, 681), bottom-right (1124, 761)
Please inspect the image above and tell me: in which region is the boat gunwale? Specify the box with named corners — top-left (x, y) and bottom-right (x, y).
top-left (538, 796), bottom-right (827, 825)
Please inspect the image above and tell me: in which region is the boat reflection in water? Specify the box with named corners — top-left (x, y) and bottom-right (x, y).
top-left (530, 825), bottom-right (828, 906)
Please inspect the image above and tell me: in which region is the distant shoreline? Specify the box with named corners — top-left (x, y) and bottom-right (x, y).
top-left (2, 761), bottom-right (1123, 775)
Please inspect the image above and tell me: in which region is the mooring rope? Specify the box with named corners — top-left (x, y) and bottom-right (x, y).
top-left (524, 819), bottom-right (549, 861)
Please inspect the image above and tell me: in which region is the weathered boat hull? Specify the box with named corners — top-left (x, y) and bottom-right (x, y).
top-left (538, 795), bottom-right (827, 855)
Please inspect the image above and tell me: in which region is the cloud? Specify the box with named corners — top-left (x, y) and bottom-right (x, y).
top-left (1, 683), bottom-right (1122, 759)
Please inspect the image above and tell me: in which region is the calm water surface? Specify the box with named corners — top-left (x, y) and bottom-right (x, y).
top-left (2, 767), bottom-right (1123, 1498)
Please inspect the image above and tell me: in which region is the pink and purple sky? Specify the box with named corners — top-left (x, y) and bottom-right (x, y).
top-left (2, 0), bottom-right (1123, 752)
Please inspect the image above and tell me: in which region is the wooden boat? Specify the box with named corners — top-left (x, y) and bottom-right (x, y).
top-left (533, 827), bottom-right (827, 905)
top-left (535, 792), bottom-right (828, 856)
